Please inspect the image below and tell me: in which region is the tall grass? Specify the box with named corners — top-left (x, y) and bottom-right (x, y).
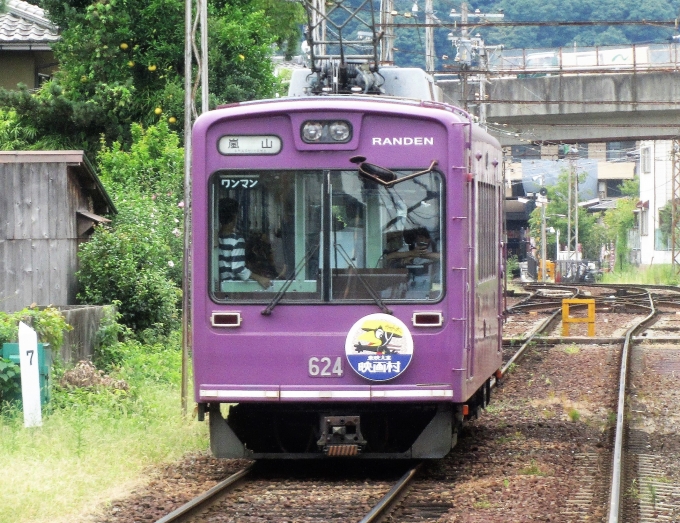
top-left (0, 331), bottom-right (208, 523)
top-left (601, 263), bottom-right (680, 286)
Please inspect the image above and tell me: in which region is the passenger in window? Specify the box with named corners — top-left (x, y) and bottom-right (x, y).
top-left (384, 227), bottom-right (440, 298)
top-left (246, 231), bottom-right (286, 279)
top-left (218, 198), bottom-right (272, 289)
top-left (384, 227), bottom-right (440, 268)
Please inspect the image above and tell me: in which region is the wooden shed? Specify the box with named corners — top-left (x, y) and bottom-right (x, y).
top-left (0, 151), bottom-right (115, 313)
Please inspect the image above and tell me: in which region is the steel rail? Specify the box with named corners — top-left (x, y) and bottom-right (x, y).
top-left (154, 465), bottom-right (253, 523)
top-left (607, 289), bottom-right (656, 523)
top-left (501, 309), bottom-right (560, 376)
top-left (358, 464), bottom-right (421, 523)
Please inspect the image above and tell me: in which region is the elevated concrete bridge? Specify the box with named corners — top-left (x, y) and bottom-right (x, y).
top-left (437, 43), bottom-right (680, 146)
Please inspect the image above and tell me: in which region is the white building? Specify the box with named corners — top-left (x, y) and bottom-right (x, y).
top-left (637, 140), bottom-right (674, 265)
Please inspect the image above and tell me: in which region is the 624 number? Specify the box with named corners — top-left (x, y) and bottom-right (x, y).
top-left (308, 356), bottom-right (343, 377)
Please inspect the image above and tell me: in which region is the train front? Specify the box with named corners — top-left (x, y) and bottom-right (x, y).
top-left (191, 96), bottom-right (502, 459)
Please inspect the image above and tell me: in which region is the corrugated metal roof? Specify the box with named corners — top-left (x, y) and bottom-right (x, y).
top-left (0, 0), bottom-right (59, 45)
top-left (586, 199), bottom-right (619, 212)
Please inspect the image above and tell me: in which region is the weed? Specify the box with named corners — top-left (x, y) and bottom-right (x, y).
top-left (568, 408), bottom-right (581, 422)
top-left (649, 476), bottom-right (672, 484)
top-left (485, 403), bottom-right (504, 414)
top-left (563, 344), bottom-right (580, 355)
top-left (0, 327), bottom-right (208, 523)
top-left (503, 479), bottom-right (510, 488)
top-left (648, 483), bottom-right (657, 506)
top-left (519, 459), bottom-right (546, 476)
top-left (626, 479), bottom-right (640, 500)
top-left (602, 264), bottom-right (680, 286)
top-left (473, 497), bottom-right (493, 509)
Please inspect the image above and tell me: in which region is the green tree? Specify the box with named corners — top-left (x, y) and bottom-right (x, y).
top-left (528, 169), bottom-right (606, 260)
top-left (603, 194), bottom-right (638, 269)
top-left (0, 0), bottom-right (302, 156)
top-left (76, 121), bottom-right (184, 335)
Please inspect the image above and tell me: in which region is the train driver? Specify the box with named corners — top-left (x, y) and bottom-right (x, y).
top-left (384, 227), bottom-right (440, 297)
top-left (218, 198), bottom-right (272, 289)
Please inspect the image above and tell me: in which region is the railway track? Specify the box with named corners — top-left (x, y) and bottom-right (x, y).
top-left (505, 283), bottom-right (680, 522)
top-left (107, 283), bottom-right (680, 523)
top-left (153, 462), bottom-right (420, 523)
top-left (621, 298), bottom-right (680, 522)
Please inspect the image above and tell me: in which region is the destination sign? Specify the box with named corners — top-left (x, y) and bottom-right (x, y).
top-left (218, 135), bottom-right (282, 155)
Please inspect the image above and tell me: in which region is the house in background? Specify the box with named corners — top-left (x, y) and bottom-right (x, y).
top-left (0, 0), bottom-right (59, 91)
top-left (636, 140), bottom-right (675, 266)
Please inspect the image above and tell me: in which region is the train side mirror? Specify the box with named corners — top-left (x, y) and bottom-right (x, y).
top-left (348, 157), bottom-right (439, 187)
top-left (350, 156), bottom-right (398, 184)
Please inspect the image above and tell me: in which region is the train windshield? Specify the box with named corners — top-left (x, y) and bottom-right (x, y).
top-left (210, 169), bottom-right (443, 303)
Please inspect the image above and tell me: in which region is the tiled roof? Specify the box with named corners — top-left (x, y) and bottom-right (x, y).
top-left (0, 0), bottom-right (59, 47)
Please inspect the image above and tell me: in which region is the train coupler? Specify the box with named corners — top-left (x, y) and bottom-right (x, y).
top-left (317, 415), bottom-right (367, 456)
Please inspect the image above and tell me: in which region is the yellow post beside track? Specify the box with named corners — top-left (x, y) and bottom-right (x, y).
top-left (561, 298), bottom-right (596, 336)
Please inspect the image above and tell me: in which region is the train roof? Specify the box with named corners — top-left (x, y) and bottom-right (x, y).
top-left (209, 95), bottom-right (473, 128)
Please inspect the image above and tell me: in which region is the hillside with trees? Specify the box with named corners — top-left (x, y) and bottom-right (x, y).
top-left (392, 0), bottom-right (677, 69)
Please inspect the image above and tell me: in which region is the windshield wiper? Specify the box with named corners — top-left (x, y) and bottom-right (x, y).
top-left (261, 244), bottom-right (319, 316)
top-left (334, 245), bottom-right (393, 315)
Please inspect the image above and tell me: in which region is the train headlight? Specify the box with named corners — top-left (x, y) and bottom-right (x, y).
top-left (329, 121), bottom-right (351, 142)
top-left (301, 120), bottom-right (352, 144)
top-left (302, 122), bottom-right (324, 142)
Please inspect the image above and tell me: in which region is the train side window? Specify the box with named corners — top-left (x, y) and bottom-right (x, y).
top-left (210, 170), bottom-right (323, 302)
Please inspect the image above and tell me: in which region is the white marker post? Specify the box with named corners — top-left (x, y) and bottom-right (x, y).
top-left (18, 321), bottom-right (42, 427)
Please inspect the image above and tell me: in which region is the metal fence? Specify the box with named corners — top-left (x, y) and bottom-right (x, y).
top-left (487, 43), bottom-right (680, 76)
top-left (555, 260), bottom-right (602, 283)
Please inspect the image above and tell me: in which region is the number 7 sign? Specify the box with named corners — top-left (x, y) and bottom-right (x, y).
top-left (19, 321), bottom-right (42, 427)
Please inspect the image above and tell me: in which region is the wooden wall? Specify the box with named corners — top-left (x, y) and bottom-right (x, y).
top-left (0, 152), bottom-right (114, 313)
top-left (59, 305), bottom-right (112, 363)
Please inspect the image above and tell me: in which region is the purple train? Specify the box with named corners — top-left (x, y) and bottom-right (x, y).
top-left (191, 67), bottom-right (503, 459)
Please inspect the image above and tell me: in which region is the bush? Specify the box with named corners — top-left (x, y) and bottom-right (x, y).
top-left (0, 358), bottom-right (20, 404)
top-left (0, 306), bottom-right (72, 352)
top-left (77, 222), bottom-right (180, 334)
top-left (0, 306), bottom-right (72, 403)
top-left (93, 304), bottom-right (132, 371)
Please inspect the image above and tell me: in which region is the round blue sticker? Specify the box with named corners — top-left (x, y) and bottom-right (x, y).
top-left (345, 314), bottom-right (414, 381)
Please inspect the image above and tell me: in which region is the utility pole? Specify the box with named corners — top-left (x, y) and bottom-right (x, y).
top-left (541, 202), bottom-right (547, 282)
top-left (565, 147), bottom-right (579, 260)
top-left (449, 4), bottom-right (503, 123)
top-left (567, 161), bottom-right (572, 258)
top-left (182, 0), bottom-right (209, 417)
top-left (379, 0), bottom-right (395, 64)
top-left (425, 0), bottom-right (435, 72)
top-left (536, 181), bottom-right (548, 282)
top-left (672, 139), bottom-right (680, 274)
